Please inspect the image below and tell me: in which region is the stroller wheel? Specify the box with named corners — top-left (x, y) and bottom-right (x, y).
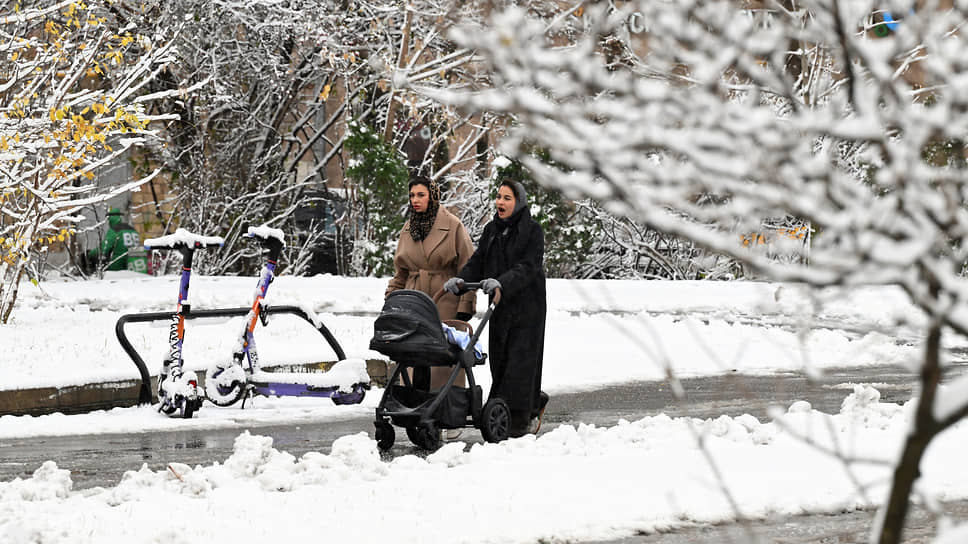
top-left (405, 425), bottom-right (422, 446)
top-left (480, 398), bottom-right (510, 443)
top-left (411, 422), bottom-right (441, 451)
top-left (374, 420), bottom-right (395, 451)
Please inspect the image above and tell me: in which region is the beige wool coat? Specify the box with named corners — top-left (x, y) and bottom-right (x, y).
top-left (386, 206), bottom-right (476, 319)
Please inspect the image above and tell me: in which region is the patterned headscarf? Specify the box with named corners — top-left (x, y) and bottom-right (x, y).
top-left (407, 177), bottom-right (440, 242)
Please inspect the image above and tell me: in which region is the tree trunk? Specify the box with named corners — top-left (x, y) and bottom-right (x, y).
top-left (877, 321), bottom-right (942, 544)
top-left (0, 260), bottom-right (27, 324)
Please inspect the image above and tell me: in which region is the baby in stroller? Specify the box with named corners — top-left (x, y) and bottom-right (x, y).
top-left (370, 283), bottom-right (510, 450)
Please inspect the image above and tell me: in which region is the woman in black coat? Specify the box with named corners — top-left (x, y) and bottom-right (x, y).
top-left (444, 180), bottom-right (548, 437)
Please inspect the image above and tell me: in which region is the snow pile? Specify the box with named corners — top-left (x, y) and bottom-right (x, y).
top-left (4, 388), bottom-right (966, 544)
top-left (0, 461), bottom-right (72, 502)
top-left (838, 384), bottom-right (905, 430)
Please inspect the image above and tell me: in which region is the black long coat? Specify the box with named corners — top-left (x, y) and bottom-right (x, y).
top-left (459, 207), bottom-right (546, 422)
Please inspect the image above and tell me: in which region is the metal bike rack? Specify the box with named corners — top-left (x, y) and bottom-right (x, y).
top-left (116, 305), bottom-right (346, 405)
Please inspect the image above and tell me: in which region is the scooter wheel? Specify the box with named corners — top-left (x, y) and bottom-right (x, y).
top-left (480, 398), bottom-right (510, 443)
top-left (205, 363), bottom-right (247, 407)
top-left (158, 401), bottom-right (177, 416)
top-left (374, 420), bottom-right (395, 451)
top-left (331, 383), bottom-right (367, 405)
top-left (182, 397), bottom-right (199, 419)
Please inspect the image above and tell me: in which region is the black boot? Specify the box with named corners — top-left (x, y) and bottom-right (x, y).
top-left (533, 391), bottom-right (549, 419)
top-left (509, 411), bottom-right (530, 438)
top-left (529, 391), bottom-right (550, 433)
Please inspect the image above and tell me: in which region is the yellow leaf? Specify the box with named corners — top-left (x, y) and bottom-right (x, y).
top-left (319, 84), bottom-right (331, 101)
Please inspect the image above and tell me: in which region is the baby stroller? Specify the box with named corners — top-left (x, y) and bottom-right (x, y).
top-left (370, 283), bottom-right (510, 450)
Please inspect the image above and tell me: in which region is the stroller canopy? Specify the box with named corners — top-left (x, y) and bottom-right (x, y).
top-left (369, 290), bottom-right (459, 366)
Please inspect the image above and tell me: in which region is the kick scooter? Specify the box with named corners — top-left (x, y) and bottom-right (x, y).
top-left (204, 225), bottom-right (368, 408)
top-left (116, 226), bottom-right (367, 417)
top-left (146, 228), bottom-right (224, 418)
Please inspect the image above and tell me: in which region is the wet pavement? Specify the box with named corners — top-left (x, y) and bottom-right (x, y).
top-left (0, 363), bottom-right (954, 489)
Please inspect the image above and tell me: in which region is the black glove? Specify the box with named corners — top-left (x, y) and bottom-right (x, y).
top-left (481, 278), bottom-right (501, 295)
top-left (443, 277), bottom-right (464, 295)
top-left (455, 312), bottom-right (472, 322)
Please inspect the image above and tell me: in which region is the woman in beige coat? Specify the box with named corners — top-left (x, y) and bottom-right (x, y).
top-left (386, 175), bottom-right (476, 394)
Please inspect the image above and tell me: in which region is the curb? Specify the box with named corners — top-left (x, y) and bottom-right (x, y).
top-left (0, 359), bottom-right (390, 417)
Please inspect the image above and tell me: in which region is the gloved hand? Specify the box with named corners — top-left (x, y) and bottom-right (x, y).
top-left (443, 277), bottom-right (465, 295)
top-left (481, 278), bottom-right (501, 295)
top-left (455, 312), bottom-right (473, 322)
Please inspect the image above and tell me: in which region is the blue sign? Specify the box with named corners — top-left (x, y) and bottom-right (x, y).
top-left (882, 11), bottom-right (901, 31)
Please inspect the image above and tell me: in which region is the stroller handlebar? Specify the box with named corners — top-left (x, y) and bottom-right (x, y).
top-left (433, 283), bottom-right (501, 307)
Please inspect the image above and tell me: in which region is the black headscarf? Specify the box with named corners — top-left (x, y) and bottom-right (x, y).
top-left (495, 180), bottom-right (528, 228)
top-left (407, 177), bottom-right (440, 242)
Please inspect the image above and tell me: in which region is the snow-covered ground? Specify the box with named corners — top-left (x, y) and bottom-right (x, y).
top-left (2, 273), bottom-right (965, 543)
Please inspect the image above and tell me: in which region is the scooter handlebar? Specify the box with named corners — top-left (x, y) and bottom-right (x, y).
top-left (244, 232), bottom-right (284, 261)
top-left (144, 240), bottom-right (222, 252)
top-left (144, 230), bottom-right (225, 252)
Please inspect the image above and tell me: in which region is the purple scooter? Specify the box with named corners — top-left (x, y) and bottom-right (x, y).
top-left (205, 225), bottom-right (368, 408)
top-left (144, 229), bottom-right (225, 418)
